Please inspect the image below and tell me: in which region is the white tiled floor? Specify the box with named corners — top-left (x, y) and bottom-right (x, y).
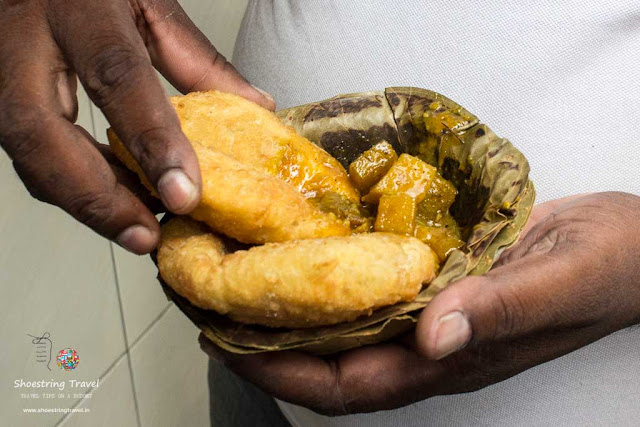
top-left (0, 1), bottom-right (249, 426)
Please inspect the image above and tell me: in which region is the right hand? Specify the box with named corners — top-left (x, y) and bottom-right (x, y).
top-left (0, 0), bottom-right (275, 254)
top-left (199, 192), bottom-right (640, 415)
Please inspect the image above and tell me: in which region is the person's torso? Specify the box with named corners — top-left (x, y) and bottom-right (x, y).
top-left (233, 1), bottom-right (640, 425)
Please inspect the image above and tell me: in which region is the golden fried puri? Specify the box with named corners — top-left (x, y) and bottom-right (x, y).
top-left (169, 91), bottom-right (360, 204)
top-left (109, 138), bottom-right (350, 243)
top-left (158, 216), bottom-right (438, 328)
top-left (107, 91), bottom-right (370, 243)
top-left (189, 143), bottom-right (352, 243)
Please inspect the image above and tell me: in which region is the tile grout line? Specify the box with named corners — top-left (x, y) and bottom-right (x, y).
top-left (56, 92), bottom-right (107, 427)
top-left (109, 242), bottom-right (143, 427)
top-left (59, 94), bottom-right (173, 426)
top-left (55, 349), bottom-right (128, 426)
top-left (54, 297), bottom-right (173, 426)
top-left (129, 301), bottom-right (173, 350)
top-left (86, 81), bottom-right (173, 354)
top-left (58, 86), bottom-right (179, 427)
top-left (91, 95), bottom-right (142, 427)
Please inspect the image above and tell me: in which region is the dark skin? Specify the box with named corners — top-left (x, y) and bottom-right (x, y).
top-left (0, 0), bottom-right (274, 254)
top-left (3, 2), bottom-right (638, 417)
top-left (200, 191), bottom-right (640, 415)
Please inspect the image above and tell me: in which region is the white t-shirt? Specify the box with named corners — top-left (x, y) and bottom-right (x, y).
top-left (233, 1), bottom-right (640, 425)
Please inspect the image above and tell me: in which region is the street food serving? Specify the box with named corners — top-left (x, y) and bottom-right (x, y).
top-left (108, 88), bottom-right (534, 352)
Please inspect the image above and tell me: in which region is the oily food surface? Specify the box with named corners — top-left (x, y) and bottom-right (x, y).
top-left (158, 216), bottom-right (438, 328)
top-left (170, 92), bottom-right (360, 204)
top-left (108, 91), bottom-right (369, 243)
top-left (113, 87), bottom-right (532, 352)
top-left (347, 143), bottom-right (464, 262)
top-left (110, 90), bottom-right (442, 329)
top-left (280, 87), bottom-right (531, 272)
top-left (194, 86), bottom-right (530, 353)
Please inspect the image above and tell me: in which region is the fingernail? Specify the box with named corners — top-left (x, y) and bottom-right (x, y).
top-left (433, 311), bottom-right (472, 360)
top-left (157, 169), bottom-right (198, 214)
top-left (116, 225), bottom-right (156, 254)
top-left (251, 84), bottom-right (275, 104)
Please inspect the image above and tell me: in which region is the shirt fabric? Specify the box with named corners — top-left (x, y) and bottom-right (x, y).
top-left (232, 1), bottom-right (640, 425)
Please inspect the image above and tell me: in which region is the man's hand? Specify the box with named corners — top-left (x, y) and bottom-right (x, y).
top-left (0, 0), bottom-right (274, 254)
top-left (200, 192), bottom-right (640, 415)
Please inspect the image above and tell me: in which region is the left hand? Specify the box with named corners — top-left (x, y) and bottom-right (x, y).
top-left (199, 191), bottom-right (640, 415)
top-left (0, 0), bottom-right (275, 255)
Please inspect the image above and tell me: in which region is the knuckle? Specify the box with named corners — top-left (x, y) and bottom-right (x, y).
top-left (487, 286), bottom-right (527, 341)
top-left (130, 125), bottom-right (171, 160)
top-left (81, 39), bottom-right (150, 108)
top-left (185, 49), bottom-right (226, 92)
top-left (126, 125), bottom-right (181, 178)
top-left (66, 190), bottom-right (116, 233)
top-left (11, 162), bottom-right (49, 203)
top-left (553, 258), bottom-right (611, 328)
top-left (0, 103), bottom-right (52, 161)
top-left (327, 360), bottom-right (350, 416)
top-left (518, 213), bottom-right (573, 257)
top-left (290, 359), bottom-right (350, 416)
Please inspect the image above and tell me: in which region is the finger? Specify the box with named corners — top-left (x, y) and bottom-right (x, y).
top-left (0, 4), bottom-right (159, 253)
top-left (199, 332), bottom-right (602, 414)
top-left (3, 112), bottom-right (160, 254)
top-left (419, 192), bottom-right (640, 361)
top-left (47, 0), bottom-right (202, 214)
top-left (432, 323), bottom-right (609, 398)
top-left (92, 138), bottom-right (165, 214)
top-left (494, 192), bottom-right (601, 269)
top-left (517, 193), bottom-right (593, 239)
top-left (206, 335), bottom-right (449, 415)
top-left (0, 2), bottom-right (77, 123)
top-left (204, 345), bottom-right (346, 414)
top-left (415, 226), bottom-right (603, 361)
top-left (135, 0), bottom-right (275, 110)
top-left (198, 333), bottom-right (224, 361)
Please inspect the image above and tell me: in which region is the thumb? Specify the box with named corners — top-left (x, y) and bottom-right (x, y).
top-left (137, 0), bottom-right (276, 110)
top-left (415, 254), bottom-right (574, 360)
